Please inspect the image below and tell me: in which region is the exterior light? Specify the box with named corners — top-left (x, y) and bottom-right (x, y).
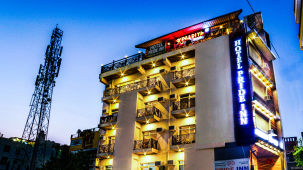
top-left (240, 20), bottom-right (243, 23)
top-left (181, 55), bottom-right (185, 59)
top-left (121, 73), bottom-right (124, 77)
top-left (107, 156), bottom-right (110, 158)
top-left (112, 126), bottom-right (115, 130)
top-left (204, 27), bottom-right (210, 33)
top-left (146, 120), bottom-right (149, 124)
top-left (101, 64), bottom-right (104, 66)
top-left (152, 63), bottom-right (156, 67)
top-left (138, 51), bottom-right (141, 53)
top-left (144, 152), bottom-right (146, 155)
top-left (148, 91), bottom-right (151, 95)
top-left (185, 82), bottom-right (189, 86)
top-left (125, 55), bottom-right (128, 58)
top-left (220, 25), bottom-right (223, 29)
top-left (185, 114), bottom-right (189, 117)
top-left (178, 149), bottom-right (181, 152)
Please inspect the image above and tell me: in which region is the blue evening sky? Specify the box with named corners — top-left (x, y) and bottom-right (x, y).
top-left (0, 0), bottom-right (302, 144)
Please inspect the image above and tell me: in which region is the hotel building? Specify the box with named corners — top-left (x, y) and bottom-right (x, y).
top-left (95, 10), bottom-right (285, 170)
top-left (294, 0), bottom-right (303, 50)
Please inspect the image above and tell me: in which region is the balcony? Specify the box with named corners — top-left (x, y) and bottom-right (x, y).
top-left (101, 53), bottom-right (144, 74)
top-left (136, 107), bottom-right (163, 124)
top-left (172, 67), bottom-right (195, 88)
top-left (171, 98), bottom-right (195, 118)
top-left (249, 62), bottom-right (275, 89)
top-left (252, 92), bottom-right (276, 119)
top-left (133, 139), bottom-right (159, 155)
top-left (97, 144), bottom-right (114, 158)
top-left (99, 114), bottom-right (117, 130)
top-left (171, 134), bottom-right (195, 151)
top-left (103, 77), bottom-right (162, 99)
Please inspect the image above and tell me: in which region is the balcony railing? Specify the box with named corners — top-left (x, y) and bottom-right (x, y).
top-left (173, 67), bottom-right (195, 80)
top-left (104, 77), bottom-right (162, 97)
top-left (101, 53), bottom-right (145, 74)
top-left (137, 107), bottom-right (162, 118)
top-left (99, 144), bottom-right (114, 153)
top-left (253, 92), bottom-right (275, 115)
top-left (172, 98), bottom-right (195, 111)
top-left (133, 139), bottom-right (159, 150)
top-left (172, 134), bottom-right (195, 145)
top-left (100, 114), bottom-right (117, 125)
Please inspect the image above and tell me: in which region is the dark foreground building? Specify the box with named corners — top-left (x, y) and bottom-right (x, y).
top-left (284, 134), bottom-right (303, 170)
top-left (0, 136), bottom-right (63, 170)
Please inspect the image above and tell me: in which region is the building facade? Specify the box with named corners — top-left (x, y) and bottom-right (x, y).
top-left (294, 0), bottom-right (303, 50)
top-left (0, 136), bottom-right (61, 170)
top-left (95, 10), bottom-right (285, 170)
top-left (284, 135), bottom-right (303, 170)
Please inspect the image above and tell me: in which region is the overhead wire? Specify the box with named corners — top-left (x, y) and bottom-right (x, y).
top-left (245, 0), bottom-right (281, 58)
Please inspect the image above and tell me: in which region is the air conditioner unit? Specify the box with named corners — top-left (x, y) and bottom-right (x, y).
top-left (169, 126), bottom-right (175, 131)
top-left (155, 161), bottom-right (161, 166)
top-left (167, 160), bottom-right (174, 165)
top-left (159, 69), bottom-right (167, 74)
top-left (264, 95), bottom-right (272, 101)
top-left (169, 94), bottom-right (177, 100)
top-left (170, 66), bottom-right (177, 71)
top-left (156, 128), bottom-right (163, 133)
top-left (158, 97), bottom-right (164, 102)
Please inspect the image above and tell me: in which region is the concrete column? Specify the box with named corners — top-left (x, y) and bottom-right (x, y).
top-left (113, 92), bottom-right (138, 170)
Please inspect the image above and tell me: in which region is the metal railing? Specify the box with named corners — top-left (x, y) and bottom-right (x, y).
top-left (133, 139), bottom-right (159, 150)
top-left (253, 92), bottom-right (275, 115)
top-left (172, 98), bottom-right (195, 111)
top-left (100, 114), bottom-right (117, 125)
top-left (104, 77), bottom-right (162, 97)
top-left (173, 67), bottom-right (195, 80)
top-left (137, 106), bottom-right (162, 118)
top-left (172, 134), bottom-right (195, 145)
top-left (99, 144), bottom-right (114, 153)
top-left (101, 53), bottom-right (145, 74)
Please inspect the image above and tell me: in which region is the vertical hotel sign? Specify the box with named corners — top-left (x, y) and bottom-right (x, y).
top-left (230, 31), bottom-right (255, 145)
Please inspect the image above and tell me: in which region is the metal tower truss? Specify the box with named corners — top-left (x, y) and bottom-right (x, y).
top-left (21, 26), bottom-right (63, 169)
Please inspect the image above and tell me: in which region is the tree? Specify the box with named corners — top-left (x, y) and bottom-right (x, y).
top-left (293, 138), bottom-right (303, 167)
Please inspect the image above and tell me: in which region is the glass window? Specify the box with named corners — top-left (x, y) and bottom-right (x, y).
top-left (143, 131), bottom-right (157, 141)
top-left (179, 161), bottom-right (184, 170)
top-left (141, 162), bottom-right (156, 170)
top-left (108, 136), bottom-right (115, 144)
top-left (179, 125), bottom-right (195, 135)
top-left (71, 139), bottom-right (82, 146)
top-left (105, 165), bottom-right (112, 170)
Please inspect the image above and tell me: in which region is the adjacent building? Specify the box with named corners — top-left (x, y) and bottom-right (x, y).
top-left (294, 0), bottom-right (303, 50)
top-left (0, 136), bottom-right (62, 170)
top-left (284, 134), bottom-right (303, 170)
top-left (70, 127), bottom-right (99, 169)
top-left (95, 10), bottom-right (285, 169)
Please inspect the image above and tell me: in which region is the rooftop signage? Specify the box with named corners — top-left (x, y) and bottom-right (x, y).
top-left (230, 31), bottom-right (255, 145)
top-left (175, 30), bottom-right (205, 46)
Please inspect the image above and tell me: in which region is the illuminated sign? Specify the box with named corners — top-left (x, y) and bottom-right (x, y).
top-left (215, 158), bottom-right (249, 170)
top-left (230, 31), bottom-right (255, 145)
top-left (148, 42), bottom-right (165, 56)
top-left (255, 128), bottom-right (283, 149)
top-left (176, 31), bottom-right (205, 46)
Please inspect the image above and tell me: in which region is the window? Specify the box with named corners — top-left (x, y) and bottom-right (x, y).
top-left (70, 139), bottom-right (82, 146)
top-left (179, 125), bottom-right (195, 135)
top-left (105, 165), bottom-right (112, 170)
top-left (108, 136), bottom-right (115, 145)
top-left (141, 162), bottom-right (156, 170)
top-left (3, 145), bottom-right (10, 153)
top-left (254, 111), bottom-right (269, 132)
top-left (179, 161), bottom-right (184, 170)
top-left (143, 131), bottom-right (157, 141)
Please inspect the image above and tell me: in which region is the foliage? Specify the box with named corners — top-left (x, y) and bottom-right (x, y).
top-left (293, 138), bottom-right (303, 167)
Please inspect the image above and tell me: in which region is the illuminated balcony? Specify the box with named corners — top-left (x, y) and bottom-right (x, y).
top-left (136, 107), bottom-right (163, 124)
top-left (99, 114), bottom-right (117, 130)
top-left (103, 77), bottom-right (162, 99)
top-left (252, 93), bottom-right (276, 119)
top-left (172, 67), bottom-right (195, 88)
top-left (171, 134), bottom-right (195, 151)
top-left (133, 139), bottom-right (159, 155)
top-left (171, 98), bottom-right (195, 118)
top-left (101, 53), bottom-right (144, 74)
top-left (97, 144), bottom-right (114, 158)
top-left (249, 63), bottom-right (275, 89)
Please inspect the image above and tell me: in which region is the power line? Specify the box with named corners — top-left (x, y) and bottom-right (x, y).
top-left (245, 0), bottom-right (281, 59)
